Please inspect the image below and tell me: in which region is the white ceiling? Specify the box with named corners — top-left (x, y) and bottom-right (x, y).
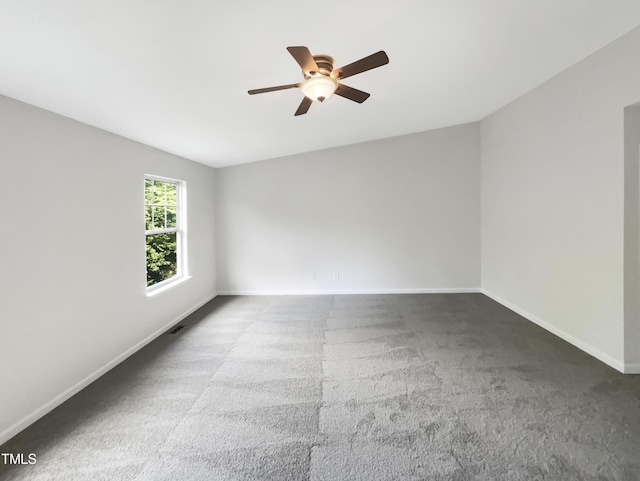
top-left (1, 1), bottom-right (639, 168)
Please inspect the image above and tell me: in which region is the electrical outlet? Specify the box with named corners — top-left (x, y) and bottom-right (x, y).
top-left (311, 272), bottom-right (317, 280)
top-left (333, 271), bottom-right (340, 280)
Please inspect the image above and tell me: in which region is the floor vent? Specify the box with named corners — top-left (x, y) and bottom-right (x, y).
top-left (168, 325), bottom-right (185, 335)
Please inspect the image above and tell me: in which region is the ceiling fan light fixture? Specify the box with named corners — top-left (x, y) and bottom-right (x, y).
top-left (248, 47), bottom-right (389, 115)
top-left (301, 75), bottom-right (337, 102)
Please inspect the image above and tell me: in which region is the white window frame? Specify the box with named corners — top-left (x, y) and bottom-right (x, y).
top-left (145, 174), bottom-right (188, 295)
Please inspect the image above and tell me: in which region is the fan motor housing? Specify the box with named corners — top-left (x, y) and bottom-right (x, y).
top-left (304, 54), bottom-right (335, 77)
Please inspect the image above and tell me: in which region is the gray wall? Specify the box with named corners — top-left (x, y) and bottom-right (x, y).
top-left (215, 123), bottom-right (481, 294)
top-left (0, 95), bottom-right (217, 443)
top-left (480, 26), bottom-right (640, 372)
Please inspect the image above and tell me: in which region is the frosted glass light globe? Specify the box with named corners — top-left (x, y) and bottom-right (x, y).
top-left (301, 76), bottom-right (338, 102)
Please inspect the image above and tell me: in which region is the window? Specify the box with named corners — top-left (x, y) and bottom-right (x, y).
top-left (145, 175), bottom-right (186, 292)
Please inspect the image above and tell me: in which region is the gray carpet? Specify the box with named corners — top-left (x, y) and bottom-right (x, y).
top-left (1, 294), bottom-right (640, 480)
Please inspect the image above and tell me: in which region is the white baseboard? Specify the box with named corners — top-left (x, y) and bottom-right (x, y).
top-left (481, 288), bottom-right (626, 373)
top-left (217, 287), bottom-right (482, 296)
top-left (0, 293), bottom-right (217, 446)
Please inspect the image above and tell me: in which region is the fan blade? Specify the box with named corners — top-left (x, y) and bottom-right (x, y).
top-left (287, 46), bottom-right (319, 73)
top-left (334, 84), bottom-right (370, 103)
top-left (332, 51), bottom-right (389, 80)
top-left (294, 96), bottom-right (313, 116)
top-left (248, 83), bottom-right (300, 95)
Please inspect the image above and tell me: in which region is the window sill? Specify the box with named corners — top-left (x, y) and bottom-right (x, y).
top-left (146, 276), bottom-right (192, 297)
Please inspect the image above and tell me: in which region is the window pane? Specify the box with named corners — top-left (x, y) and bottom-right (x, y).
top-left (146, 232), bottom-right (177, 286)
top-left (145, 179), bottom-right (154, 205)
top-left (166, 206), bottom-right (177, 228)
top-left (145, 206), bottom-right (153, 231)
top-left (155, 181), bottom-right (168, 205)
top-left (150, 180), bottom-right (158, 204)
top-left (152, 180), bottom-right (160, 204)
top-left (165, 182), bottom-right (177, 205)
top-left (153, 206), bottom-right (165, 229)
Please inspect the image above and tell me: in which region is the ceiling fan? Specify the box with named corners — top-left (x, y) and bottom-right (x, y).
top-left (248, 46), bottom-right (389, 116)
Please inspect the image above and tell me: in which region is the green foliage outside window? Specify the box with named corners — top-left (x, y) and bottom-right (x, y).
top-left (145, 179), bottom-right (180, 287)
top-left (146, 233), bottom-right (177, 286)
